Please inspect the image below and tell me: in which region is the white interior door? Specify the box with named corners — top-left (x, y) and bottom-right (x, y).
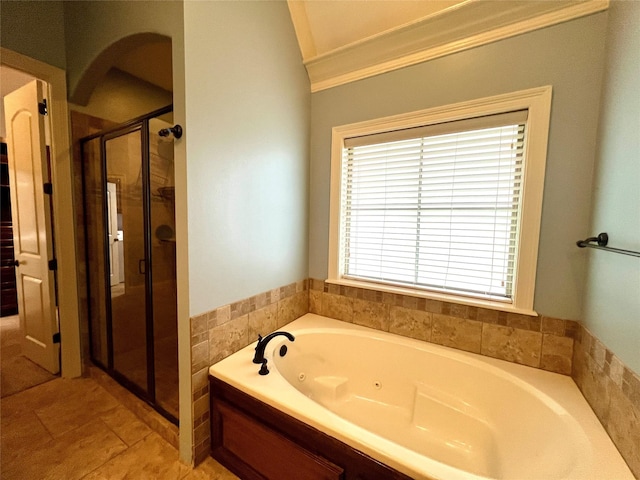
top-left (4, 79), bottom-right (60, 374)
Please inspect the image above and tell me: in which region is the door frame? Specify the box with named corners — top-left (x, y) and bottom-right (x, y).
top-left (1, 47), bottom-right (82, 378)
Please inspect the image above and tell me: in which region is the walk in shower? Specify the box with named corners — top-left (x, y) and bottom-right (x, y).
top-left (81, 106), bottom-right (178, 423)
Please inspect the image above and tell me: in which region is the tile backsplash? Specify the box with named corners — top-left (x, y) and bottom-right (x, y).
top-left (191, 277), bottom-right (638, 477)
top-left (308, 279), bottom-right (576, 375)
top-left (190, 279), bottom-right (308, 464)
top-left (572, 326), bottom-right (640, 477)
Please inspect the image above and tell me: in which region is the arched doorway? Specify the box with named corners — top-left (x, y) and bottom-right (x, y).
top-left (70, 34), bottom-right (178, 424)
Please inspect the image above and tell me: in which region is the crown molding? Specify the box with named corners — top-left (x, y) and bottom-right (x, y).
top-left (305, 0), bottom-right (609, 93)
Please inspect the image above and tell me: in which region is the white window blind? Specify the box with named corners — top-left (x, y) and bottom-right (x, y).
top-left (340, 110), bottom-right (528, 301)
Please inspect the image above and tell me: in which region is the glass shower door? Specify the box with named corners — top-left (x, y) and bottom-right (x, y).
top-left (82, 137), bottom-right (109, 368)
top-left (104, 129), bottom-right (149, 395)
top-left (82, 106), bottom-right (178, 424)
top-left (149, 115), bottom-right (178, 418)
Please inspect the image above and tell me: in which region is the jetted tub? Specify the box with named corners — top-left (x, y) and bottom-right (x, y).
top-left (209, 314), bottom-right (633, 480)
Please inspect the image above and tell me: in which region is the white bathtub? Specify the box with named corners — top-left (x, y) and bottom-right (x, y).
top-left (209, 314), bottom-right (633, 480)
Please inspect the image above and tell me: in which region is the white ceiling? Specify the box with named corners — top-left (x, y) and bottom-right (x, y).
top-left (288, 0), bottom-right (465, 60)
top-left (288, 0), bottom-right (609, 91)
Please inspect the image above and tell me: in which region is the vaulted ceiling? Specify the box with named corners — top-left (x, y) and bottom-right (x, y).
top-left (105, 0), bottom-right (608, 96)
top-left (287, 0), bottom-right (608, 91)
top-left (287, 0), bottom-right (463, 59)
top-left (5, 0), bottom-right (608, 108)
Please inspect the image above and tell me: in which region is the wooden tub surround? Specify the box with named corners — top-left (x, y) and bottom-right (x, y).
top-left (209, 376), bottom-right (412, 480)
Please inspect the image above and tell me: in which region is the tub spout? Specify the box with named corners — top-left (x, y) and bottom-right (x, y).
top-left (252, 331), bottom-right (295, 364)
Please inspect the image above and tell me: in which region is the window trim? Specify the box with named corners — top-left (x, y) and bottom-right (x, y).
top-left (328, 86), bottom-right (552, 315)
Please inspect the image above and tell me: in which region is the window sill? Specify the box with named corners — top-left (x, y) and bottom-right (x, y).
top-left (325, 277), bottom-right (538, 317)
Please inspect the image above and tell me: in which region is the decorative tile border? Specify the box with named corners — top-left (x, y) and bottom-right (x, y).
top-left (189, 279), bottom-right (308, 464)
top-left (572, 326), bottom-right (640, 477)
top-left (309, 279), bottom-right (576, 375)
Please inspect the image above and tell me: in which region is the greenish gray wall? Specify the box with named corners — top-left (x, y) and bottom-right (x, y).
top-left (69, 69), bottom-right (173, 124)
top-left (583, 1), bottom-right (640, 373)
top-left (63, 1), bottom-right (183, 99)
top-left (0, 1), bottom-right (67, 69)
top-left (183, 1), bottom-right (310, 315)
top-left (309, 13), bottom-right (608, 322)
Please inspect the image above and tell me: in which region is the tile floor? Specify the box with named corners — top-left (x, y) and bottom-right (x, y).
top-left (1, 315), bottom-right (57, 397)
top-left (0, 375), bottom-right (239, 480)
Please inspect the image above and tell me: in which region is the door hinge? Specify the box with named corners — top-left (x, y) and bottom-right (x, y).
top-left (38, 99), bottom-right (48, 116)
top-left (48, 259), bottom-right (58, 271)
top-left (53, 332), bottom-right (61, 344)
top-left (44, 182), bottom-right (53, 195)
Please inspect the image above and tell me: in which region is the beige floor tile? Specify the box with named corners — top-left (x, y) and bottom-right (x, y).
top-left (99, 404), bottom-right (153, 446)
top-left (1, 378), bottom-right (76, 418)
top-left (0, 315), bottom-right (58, 398)
top-left (1, 375), bottom-right (228, 480)
top-left (82, 432), bottom-right (190, 480)
top-left (1, 409), bottom-right (53, 470)
top-left (90, 367), bottom-right (179, 449)
top-left (180, 457), bottom-right (240, 480)
top-left (35, 380), bottom-right (121, 438)
top-left (1, 418), bottom-right (127, 480)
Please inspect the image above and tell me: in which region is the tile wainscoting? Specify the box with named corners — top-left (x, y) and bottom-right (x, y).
top-left (308, 279), bottom-right (576, 375)
top-left (572, 326), bottom-right (640, 477)
top-left (308, 278), bottom-right (639, 477)
top-left (189, 280), bottom-right (308, 463)
top-left (189, 277), bottom-right (639, 477)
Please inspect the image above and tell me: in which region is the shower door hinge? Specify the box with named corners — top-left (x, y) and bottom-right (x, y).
top-left (53, 332), bottom-right (60, 344)
top-left (48, 259), bottom-right (57, 271)
top-left (38, 99), bottom-right (48, 116)
top-left (43, 182), bottom-right (53, 195)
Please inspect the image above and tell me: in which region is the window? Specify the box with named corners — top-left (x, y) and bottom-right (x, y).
top-left (328, 87), bottom-right (552, 314)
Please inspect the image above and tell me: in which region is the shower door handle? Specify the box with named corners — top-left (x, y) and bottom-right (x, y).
top-left (138, 259), bottom-right (146, 274)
